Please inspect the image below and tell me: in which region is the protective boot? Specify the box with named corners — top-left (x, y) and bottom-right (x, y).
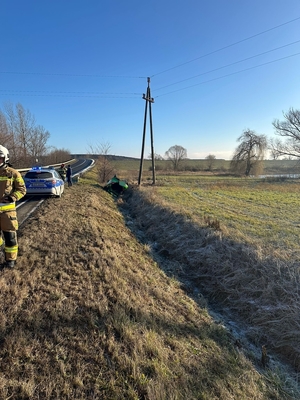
top-left (4, 260), bottom-right (15, 268)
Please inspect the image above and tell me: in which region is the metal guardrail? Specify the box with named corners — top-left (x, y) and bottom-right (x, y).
top-left (17, 159), bottom-right (76, 173)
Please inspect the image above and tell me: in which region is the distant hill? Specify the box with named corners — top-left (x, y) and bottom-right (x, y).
top-left (71, 155), bottom-right (300, 175)
top-left (71, 154), bottom-right (140, 161)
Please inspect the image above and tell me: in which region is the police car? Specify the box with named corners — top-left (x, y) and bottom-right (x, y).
top-left (24, 167), bottom-right (65, 197)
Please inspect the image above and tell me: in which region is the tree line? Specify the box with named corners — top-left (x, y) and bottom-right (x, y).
top-left (2, 102), bottom-right (298, 176)
top-left (0, 102), bottom-right (70, 168)
top-left (161, 107), bottom-right (300, 176)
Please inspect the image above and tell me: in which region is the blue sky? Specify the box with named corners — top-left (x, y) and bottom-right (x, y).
top-left (1, 1), bottom-right (300, 159)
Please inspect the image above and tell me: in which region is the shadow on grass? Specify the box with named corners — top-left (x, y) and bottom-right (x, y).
top-left (0, 290), bottom-right (256, 400)
top-left (118, 187), bottom-right (300, 373)
top-left (91, 183), bottom-right (103, 188)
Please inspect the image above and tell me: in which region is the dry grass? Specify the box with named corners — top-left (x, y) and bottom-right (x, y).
top-left (121, 180), bottom-right (300, 374)
top-left (0, 173), bottom-right (298, 399)
top-left (148, 175), bottom-right (300, 254)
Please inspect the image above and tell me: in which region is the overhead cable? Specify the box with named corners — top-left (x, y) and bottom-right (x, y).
top-left (0, 90), bottom-right (141, 95)
top-left (155, 51), bottom-right (300, 98)
top-left (0, 91), bottom-right (140, 98)
top-left (154, 39), bottom-right (300, 91)
top-left (0, 71), bottom-right (146, 79)
top-left (151, 16), bottom-right (300, 78)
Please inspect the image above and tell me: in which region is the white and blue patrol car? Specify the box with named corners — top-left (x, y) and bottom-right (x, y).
top-left (24, 167), bottom-right (65, 197)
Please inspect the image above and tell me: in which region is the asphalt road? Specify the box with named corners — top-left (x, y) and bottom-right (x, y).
top-left (17, 158), bottom-right (94, 226)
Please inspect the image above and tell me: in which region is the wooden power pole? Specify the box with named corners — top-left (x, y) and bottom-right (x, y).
top-left (138, 77), bottom-right (155, 185)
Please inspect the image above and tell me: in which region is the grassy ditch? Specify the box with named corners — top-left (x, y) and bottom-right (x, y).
top-left (0, 172), bottom-right (298, 399)
top-left (120, 175), bottom-right (300, 372)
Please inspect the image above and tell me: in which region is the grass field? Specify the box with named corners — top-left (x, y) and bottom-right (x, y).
top-left (121, 171), bottom-right (300, 373)
top-left (106, 156), bottom-right (300, 176)
top-left (152, 174), bottom-right (300, 255)
top-left (0, 165), bottom-right (299, 399)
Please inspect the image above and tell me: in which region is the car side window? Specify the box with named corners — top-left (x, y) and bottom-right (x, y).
top-left (54, 171), bottom-right (61, 179)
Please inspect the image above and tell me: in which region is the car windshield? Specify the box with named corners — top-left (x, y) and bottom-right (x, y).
top-left (25, 172), bottom-right (53, 179)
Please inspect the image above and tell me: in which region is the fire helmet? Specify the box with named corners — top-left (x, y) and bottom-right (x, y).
top-left (0, 145), bottom-right (9, 168)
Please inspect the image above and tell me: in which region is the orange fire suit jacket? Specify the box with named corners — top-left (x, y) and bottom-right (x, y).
top-left (0, 166), bottom-right (26, 261)
top-left (0, 166), bottom-right (26, 227)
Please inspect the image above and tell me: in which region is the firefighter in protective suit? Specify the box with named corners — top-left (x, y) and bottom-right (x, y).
top-left (57, 164), bottom-right (67, 181)
top-left (0, 145), bottom-right (26, 268)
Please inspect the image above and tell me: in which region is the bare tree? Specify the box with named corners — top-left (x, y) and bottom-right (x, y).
top-left (231, 129), bottom-right (267, 176)
top-left (0, 111), bottom-right (13, 146)
top-left (3, 102), bottom-right (36, 165)
top-left (0, 102), bottom-right (69, 167)
top-left (88, 142), bottom-right (115, 183)
top-left (165, 145), bottom-right (187, 170)
top-left (2, 103), bottom-right (18, 161)
top-left (205, 154), bottom-right (216, 171)
top-left (1, 102), bottom-right (53, 167)
top-left (269, 139), bottom-right (280, 160)
top-left (16, 103), bottom-right (36, 162)
top-left (27, 125), bottom-right (50, 164)
top-left (270, 108), bottom-right (300, 159)
top-left (44, 147), bottom-right (71, 166)
top-left (148, 152), bottom-right (164, 160)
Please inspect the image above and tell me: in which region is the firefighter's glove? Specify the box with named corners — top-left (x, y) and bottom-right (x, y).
top-left (2, 196), bottom-right (14, 203)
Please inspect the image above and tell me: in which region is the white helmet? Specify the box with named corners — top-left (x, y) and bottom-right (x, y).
top-left (0, 145), bottom-right (9, 168)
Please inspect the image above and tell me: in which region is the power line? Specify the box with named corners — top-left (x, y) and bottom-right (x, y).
top-left (155, 51), bottom-right (300, 98)
top-left (0, 95), bottom-right (139, 98)
top-left (0, 90), bottom-right (141, 95)
top-left (0, 71), bottom-right (146, 79)
top-left (1, 17), bottom-right (299, 101)
top-left (154, 39), bottom-right (300, 91)
top-left (0, 91), bottom-right (140, 98)
top-left (150, 16), bottom-right (300, 78)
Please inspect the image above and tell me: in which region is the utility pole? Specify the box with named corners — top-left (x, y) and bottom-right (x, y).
top-left (138, 77), bottom-right (155, 185)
